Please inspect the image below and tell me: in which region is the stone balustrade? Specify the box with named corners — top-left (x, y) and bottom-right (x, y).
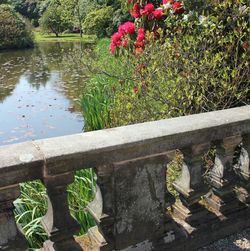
top-left (0, 105), bottom-right (250, 251)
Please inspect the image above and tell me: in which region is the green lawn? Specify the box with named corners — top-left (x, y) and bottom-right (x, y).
top-left (34, 31), bottom-right (97, 43)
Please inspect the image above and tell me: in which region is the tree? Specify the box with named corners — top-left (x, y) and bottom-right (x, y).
top-left (39, 2), bottom-right (71, 36)
top-left (72, 0), bottom-right (96, 37)
top-left (0, 4), bottom-right (34, 49)
top-left (83, 6), bottom-right (114, 37)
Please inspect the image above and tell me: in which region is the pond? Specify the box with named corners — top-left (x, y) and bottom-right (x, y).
top-left (0, 42), bottom-right (92, 146)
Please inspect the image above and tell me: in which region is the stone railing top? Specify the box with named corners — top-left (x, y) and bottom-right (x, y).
top-left (0, 105), bottom-right (250, 186)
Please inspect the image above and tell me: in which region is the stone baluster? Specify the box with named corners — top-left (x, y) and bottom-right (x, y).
top-left (172, 143), bottom-right (210, 225)
top-left (206, 135), bottom-right (242, 214)
top-left (235, 134), bottom-right (250, 204)
top-left (42, 172), bottom-right (82, 251)
top-left (90, 153), bottom-right (176, 251)
top-left (92, 165), bottom-right (116, 251)
top-left (0, 184), bottom-right (28, 251)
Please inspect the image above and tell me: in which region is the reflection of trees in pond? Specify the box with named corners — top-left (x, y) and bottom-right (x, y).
top-left (24, 47), bottom-right (52, 90)
top-left (59, 44), bottom-right (95, 111)
top-left (0, 42), bottom-right (94, 103)
top-left (0, 50), bottom-right (31, 102)
top-left (0, 81), bottom-right (16, 103)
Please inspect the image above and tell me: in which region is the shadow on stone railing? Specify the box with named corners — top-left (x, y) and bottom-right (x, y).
top-left (1, 105), bottom-right (250, 251)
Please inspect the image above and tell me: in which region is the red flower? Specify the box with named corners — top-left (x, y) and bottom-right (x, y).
top-left (133, 86), bottom-right (139, 94)
top-left (135, 41), bottom-right (144, 48)
top-left (110, 43), bottom-right (116, 54)
top-left (172, 2), bottom-right (184, 14)
top-left (121, 39), bottom-right (129, 47)
top-left (130, 3), bottom-right (141, 18)
top-left (111, 32), bottom-right (123, 46)
top-left (141, 3), bottom-right (155, 16)
top-left (137, 28), bottom-right (145, 43)
top-left (110, 31), bottom-right (123, 53)
top-left (118, 22), bottom-right (135, 34)
top-left (153, 9), bottom-right (164, 20)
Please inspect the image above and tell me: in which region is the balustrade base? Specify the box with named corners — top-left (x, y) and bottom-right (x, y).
top-left (172, 201), bottom-right (213, 226)
top-left (41, 238), bottom-right (82, 251)
top-left (0, 233), bottom-right (28, 251)
top-left (77, 206), bottom-right (250, 251)
top-left (235, 186), bottom-right (250, 204)
top-left (205, 193), bottom-right (245, 214)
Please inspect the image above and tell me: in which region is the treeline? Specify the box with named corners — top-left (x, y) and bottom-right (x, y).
top-left (3, 0), bottom-right (130, 37)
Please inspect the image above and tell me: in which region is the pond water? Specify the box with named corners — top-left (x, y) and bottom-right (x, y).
top-left (0, 42), bottom-right (91, 145)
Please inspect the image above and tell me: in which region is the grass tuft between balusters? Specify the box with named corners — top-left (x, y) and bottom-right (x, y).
top-left (14, 169), bottom-right (96, 250)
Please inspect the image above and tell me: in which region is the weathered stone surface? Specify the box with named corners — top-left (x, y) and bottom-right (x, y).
top-left (0, 185), bottom-right (28, 251)
top-left (0, 105), bottom-right (250, 251)
top-left (0, 141), bottom-right (43, 187)
top-left (235, 134), bottom-right (250, 203)
top-left (78, 206), bottom-right (250, 251)
top-left (206, 136), bottom-right (243, 214)
top-left (41, 172), bottom-right (82, 251)
top-left (103, 154), bottom-right (175, 250)
top-left (1, 105), bottom-right (249, 176)
top-left (173, 143), bottom-right (210, 225)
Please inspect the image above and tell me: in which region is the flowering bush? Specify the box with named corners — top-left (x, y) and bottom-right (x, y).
top-left (108, 0), bottom-right (250, 127)
top-left (110, 0), bottom-right (184, 54)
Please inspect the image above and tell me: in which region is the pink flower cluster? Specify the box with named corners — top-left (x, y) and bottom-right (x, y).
top-left (130, 3), bottom-right (164, 20)
top-left (129, 0), bottom-right (184, 19)
top-left (110, 0), bottom-right (184, 54)
top-left (110, 22), bottom-right (136, 54)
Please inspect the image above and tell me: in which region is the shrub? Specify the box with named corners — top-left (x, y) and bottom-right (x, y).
top-left (83, 6), bottom-right (114, 38)
top-left (10, 0), bottom-right (40, 22)
top-left (0, 4), bottom-right (34, 50)
top-left (108, 0), bottom-right (250, 127)
top-left (39, 3), bottom-right (72, 37)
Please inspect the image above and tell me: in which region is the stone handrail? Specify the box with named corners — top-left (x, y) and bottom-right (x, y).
top-left (0, 105), bottom-right (250, 251)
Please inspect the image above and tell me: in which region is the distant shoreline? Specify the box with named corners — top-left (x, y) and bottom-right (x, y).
top-left (34, 31), bottom-right (97, 44)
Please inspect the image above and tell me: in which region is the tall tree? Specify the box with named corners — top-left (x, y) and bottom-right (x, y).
top-left (39, 1), bottom-right (71, 36)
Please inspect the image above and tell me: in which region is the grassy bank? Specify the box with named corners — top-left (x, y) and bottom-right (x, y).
top-left (34, 31), bottom-right (97, 43)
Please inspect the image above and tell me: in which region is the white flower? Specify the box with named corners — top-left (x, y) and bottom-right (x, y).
top-left (163, 3), bottom-right (172, 10)
top-left (183, 14), bottom-right (189, 21)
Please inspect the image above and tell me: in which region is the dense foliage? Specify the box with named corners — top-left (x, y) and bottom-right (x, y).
top-left (0, 4), bottom-right (34, 49)
top-left (39, 2), bottom-right (72, 36)
top-left (81, 0), bottom-right (250, 131)
top-left (108, 0), bottom-right (250, 126)
top-left (83, 6), bottom-right (114, 37)
top-left (80, 0), bottom-right (130, 37)
top-left (5, 0), bottom-right (51, 26)
top-left (3, 0), bottom-right (130, 37)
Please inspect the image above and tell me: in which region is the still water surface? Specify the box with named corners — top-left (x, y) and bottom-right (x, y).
top-left (0, 42), bottom-right (90, 145)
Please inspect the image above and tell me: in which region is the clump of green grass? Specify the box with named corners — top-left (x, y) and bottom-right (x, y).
top-left (14, 169), bottom-right (96, 249)
top-left (80, 38), bottom-right (135, 131)
top-left (80, 85), bottom-right (111, 131)
top-left (15, 181), bottom-right (48, 249)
